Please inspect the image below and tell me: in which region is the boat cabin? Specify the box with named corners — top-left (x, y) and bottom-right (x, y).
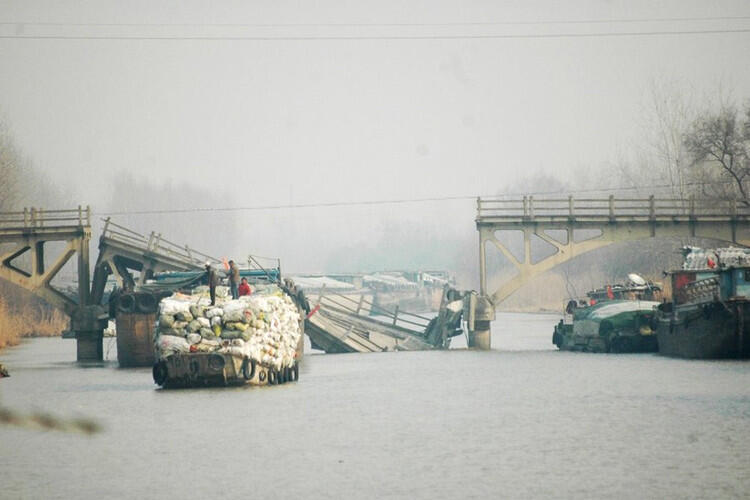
top-left (670, 267), bottom-right (750, 306)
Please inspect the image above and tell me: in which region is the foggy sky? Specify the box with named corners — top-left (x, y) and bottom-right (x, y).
top-left (1, 1), bottom-right (749, 277)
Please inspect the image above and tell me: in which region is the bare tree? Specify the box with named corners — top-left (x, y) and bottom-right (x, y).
top-left (684, 103), bottom-right (750, 205)
top-left (0, 117), bottom-right (68, 211)
top-left (611, 80), bottom-right (696, 201)
top-left (0, 119), bottom-right (21, 211)
top-left (640, 81), bottom-right (695, 200)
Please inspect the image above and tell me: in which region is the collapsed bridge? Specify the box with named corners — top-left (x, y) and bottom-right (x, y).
top-left (0, 208), bottom-right (226, 361)
top-left (303, 286), bottom-right (464, 353)
top-left (6, 195), bottom-right (741, 358)
top-left (0, 207), bottom-right (463, 362)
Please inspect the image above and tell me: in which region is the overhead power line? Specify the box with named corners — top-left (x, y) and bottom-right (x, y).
top-left (1, 28), bottom-right (749, 41)
top-left (96, 195), bottom-right (483, 216)
top-left (1, 15), bottom-right (750, 28)
top-left (93, 181), bottom-right (733, 217)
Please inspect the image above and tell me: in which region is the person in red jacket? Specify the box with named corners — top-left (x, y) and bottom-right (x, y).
top-left (238, 277), bottom-right (252, 297)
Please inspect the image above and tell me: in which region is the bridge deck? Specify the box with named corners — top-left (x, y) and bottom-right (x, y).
top-left (477, 196), bottom-right (750, 226)
top-left (0, 207), bottom-right (92, 315)
top-left (0, 207), bottom-right (90, 238)
top-left (99, 218), bottom-right (218, 270)
top-left (475, 196), bottom-right (750, 308)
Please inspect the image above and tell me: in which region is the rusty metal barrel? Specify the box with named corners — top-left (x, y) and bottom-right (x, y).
top-left (115, 292), bottom-right (157, 367)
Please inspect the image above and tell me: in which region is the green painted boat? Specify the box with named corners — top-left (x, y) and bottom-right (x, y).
top-left (554, 299), bottom-right (660, 353)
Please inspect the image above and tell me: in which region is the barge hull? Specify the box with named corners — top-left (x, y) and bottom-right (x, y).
top-left (154, 353), bottom-right (299, 388)
top-left (656, 301), bottom-right (750, 359)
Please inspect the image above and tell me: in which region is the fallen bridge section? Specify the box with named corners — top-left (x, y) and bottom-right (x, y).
top-left (90, 218), bottom-right (221, 305)
top-left (305, 286), bottom-right (463, 353)
top-left (0, 208), bottom-right (226, 362)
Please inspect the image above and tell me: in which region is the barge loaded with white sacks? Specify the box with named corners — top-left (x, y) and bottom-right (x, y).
top-left (141, 266), bottom-right (306, 388)
top-left (152, 285), bottom-right (304, 388)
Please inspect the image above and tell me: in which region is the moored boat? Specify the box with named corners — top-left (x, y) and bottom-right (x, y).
top-left (553, 274), bottom-right (661, 353)
top-left (656, 247), bottom-right (750, 359)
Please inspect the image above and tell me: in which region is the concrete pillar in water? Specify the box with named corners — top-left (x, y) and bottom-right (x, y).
top-left (76, 331), bottom-right (104, 361)
top-left (71, 305), bottom-right (108, 362)
top-left (466, 293), bottom-right (495, 350)
top-left (468, 321), bottom-right (492, 350)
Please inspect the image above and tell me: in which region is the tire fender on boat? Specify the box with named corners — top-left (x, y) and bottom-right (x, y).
top-left (117, 294), bottom-right (136, 314)
top-left (135, 293), bottom-right (157, 314)
top-left (242, 358), bottom-right (256, 380)
top-left (152, 360), bottom-right (168, 386)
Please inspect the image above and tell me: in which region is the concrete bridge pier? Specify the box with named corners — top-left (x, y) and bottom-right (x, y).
top-left (465, 292), bottom-right (495, 350)
top-left (467, 321), bottom-right (491, 349)
top-left (466, 227), bottom-right (496, 350)
top-left (71, 304), bottom-right (108, 362)
top-left (76, 331), bottom-right (103, 361)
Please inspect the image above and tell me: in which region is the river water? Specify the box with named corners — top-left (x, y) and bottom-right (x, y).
top-left (1, 312), bottom-right (749, 499)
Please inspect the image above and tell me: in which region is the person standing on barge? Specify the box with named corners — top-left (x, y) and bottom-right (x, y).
top-left (206, 262), bottom-right (219, 305)
top-left (228, 260), bottom-right (240, 300)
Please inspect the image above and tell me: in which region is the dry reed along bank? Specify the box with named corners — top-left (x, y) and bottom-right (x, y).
top-left (0, 283), bottom-right (68, 350)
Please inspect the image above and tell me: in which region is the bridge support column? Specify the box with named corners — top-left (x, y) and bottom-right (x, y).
top-left (71, 305), bottom-right (108, 362)
top-left (466, 294), bottom-right (495, 350)
top-left (76, 331), bottom-right (103, 362)
top-left (468, 321), bottom-right (491, 350)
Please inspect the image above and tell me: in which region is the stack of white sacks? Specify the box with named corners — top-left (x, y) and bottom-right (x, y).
top-left (154, 285), bottom-right (302, 371)
top-left (682, 246), bottom-right (750, 270)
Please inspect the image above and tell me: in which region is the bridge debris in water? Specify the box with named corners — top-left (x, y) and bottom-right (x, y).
top-left (304, 287), bottom-right (465, 353)
top-left (291, 270), bottom-right (454, 314)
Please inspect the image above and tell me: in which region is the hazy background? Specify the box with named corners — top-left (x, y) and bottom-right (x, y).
top-left (1, 0), bottom-right (749, 288)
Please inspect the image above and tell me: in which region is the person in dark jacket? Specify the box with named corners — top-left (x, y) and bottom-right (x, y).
top-left (282, 278), bottom-right (310, 314)
top-left (206, 262), bottom-right (219, 305)
top-left (228, 260), bottom-right (240, 300)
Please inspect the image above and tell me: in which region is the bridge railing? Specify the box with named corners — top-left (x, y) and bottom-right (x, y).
top-left (316, 288), bottom-right (432, 332)
top-left (247, 253), bottom-right (281, 273)
top-left (100, 218), bottom-right (219, 268)
top-left (477, 196), bottom-right (750, 220)
top-left (0, 206), bottom-right (91, 228)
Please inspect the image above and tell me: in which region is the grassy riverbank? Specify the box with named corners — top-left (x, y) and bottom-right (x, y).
top-left (0, 297), bottom-right (68, 350)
